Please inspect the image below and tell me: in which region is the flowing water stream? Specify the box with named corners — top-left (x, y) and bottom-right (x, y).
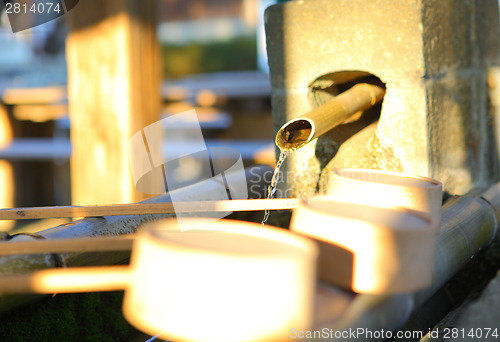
top-left (261, 149), bottom-right (290, 227)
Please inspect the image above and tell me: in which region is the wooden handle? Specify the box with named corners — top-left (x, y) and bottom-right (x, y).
top-left (0, 266), bottom-right (130, 294)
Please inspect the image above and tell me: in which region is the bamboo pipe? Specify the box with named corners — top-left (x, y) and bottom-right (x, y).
top-left (0, 198), bottom-right (298, 220)
top-left (275, 83), bottom-right (385, 151)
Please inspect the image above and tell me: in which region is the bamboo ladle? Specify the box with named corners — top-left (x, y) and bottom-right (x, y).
top-left (0, 218), bottom-right (318, 342)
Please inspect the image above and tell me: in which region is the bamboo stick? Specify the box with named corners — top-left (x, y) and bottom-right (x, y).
top-left (0, 236), bottom-right (134, 256)
top-left (0, 198), bottom-right (298, 220)
top-left (275, 83), bottom-right (385, 151)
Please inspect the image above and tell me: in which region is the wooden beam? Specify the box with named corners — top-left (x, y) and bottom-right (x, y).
top-left (66, 0), bottom-right (161, 205)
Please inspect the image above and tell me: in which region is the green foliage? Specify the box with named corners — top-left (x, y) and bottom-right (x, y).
top-left (0, 292), bottom-right (138, 342)
top-left (162, 36), bottom-right (257, 78)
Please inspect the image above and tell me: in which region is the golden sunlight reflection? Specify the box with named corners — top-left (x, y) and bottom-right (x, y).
top-left (0, 161), bottom-right (13, 203)
top-left (2, 86), bottom-right (67, 106)
top-left (196, 89), bottom-right (218, 107)
top-left (93, 143), bottom-right (107, 175)
top-left (0, 106), bottom-right (14, 230)
top-left (30, 266), bottom-right (130, 293)
top-left (0, 105), bottom-right (13, 146)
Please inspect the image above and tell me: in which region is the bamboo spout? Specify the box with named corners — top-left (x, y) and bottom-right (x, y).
top-left (275, 83), bottom-right (385, 151)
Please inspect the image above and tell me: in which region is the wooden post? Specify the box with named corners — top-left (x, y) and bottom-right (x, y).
top-left (66, 0), bottom-right (161, 205)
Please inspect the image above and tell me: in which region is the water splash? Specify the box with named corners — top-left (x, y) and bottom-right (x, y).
top-left (261, 149), bottom-right (289, 227)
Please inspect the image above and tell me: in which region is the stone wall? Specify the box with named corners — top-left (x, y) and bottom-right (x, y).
top-left (265, 0), bottom-right (500, 196)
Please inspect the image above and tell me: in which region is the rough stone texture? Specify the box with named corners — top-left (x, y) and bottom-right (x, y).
top-left (265, 0), bottom-right (500, 196)
top-left (451, 271), bottom-right (500, 340)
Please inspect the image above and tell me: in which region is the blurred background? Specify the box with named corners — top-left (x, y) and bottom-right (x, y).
top-left (0, 0), bottom-right (278, 233)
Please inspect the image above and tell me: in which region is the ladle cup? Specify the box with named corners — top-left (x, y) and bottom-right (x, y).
top-left (290, 198), bottom-right (435, 294)
top-left (326, 168), bottom-right (443, 234)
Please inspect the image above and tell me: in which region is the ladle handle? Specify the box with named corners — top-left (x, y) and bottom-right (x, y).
top-left (0, 266), bottom-right (130, 294)
top-left (0, 236), bottom-right (134, 256)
